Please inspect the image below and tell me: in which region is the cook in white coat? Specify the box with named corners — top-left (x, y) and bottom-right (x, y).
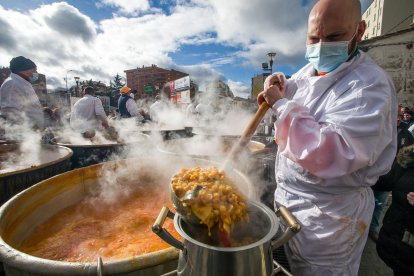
top-left (149, 95), bottom-right (168, 123)
top-left (117, 86), bottom-right (144, 123)
top-left (258, 0), bottom-right (397, 275)
top-left (0, 56), bottom-right (44, 130)
top-left (70, 86), bottom-right (109, 135)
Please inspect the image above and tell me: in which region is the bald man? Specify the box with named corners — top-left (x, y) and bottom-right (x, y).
top-left (258, 0), bottom-right (397, 275)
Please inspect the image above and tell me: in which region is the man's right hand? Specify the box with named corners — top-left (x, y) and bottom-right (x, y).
top-left (258, 73), bottom-right (286, 107)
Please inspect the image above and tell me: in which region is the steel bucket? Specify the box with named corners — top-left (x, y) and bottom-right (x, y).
top-left (153, 201), bottom-right (300, 276)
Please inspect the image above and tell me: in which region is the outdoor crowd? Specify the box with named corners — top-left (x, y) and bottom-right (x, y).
top-left (0, 58), bottom-right (210, 141)
top-left (0, 0), bottom-right (413, 275)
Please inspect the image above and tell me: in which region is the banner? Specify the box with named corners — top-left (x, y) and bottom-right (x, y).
top-left (174, 76), bottom-right (190, 92)
top-left (170, 81), bottom-right (175, 96)
top-left (177, 89), bottom-right (191, 104)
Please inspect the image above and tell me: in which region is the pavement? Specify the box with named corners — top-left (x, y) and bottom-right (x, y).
top-left (359, 234), bottom-right (392, 276)
top-left (358, 195), bottom-right (393, 276)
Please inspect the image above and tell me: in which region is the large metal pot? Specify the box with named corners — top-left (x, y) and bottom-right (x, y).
top-left (157, 136), bottom-right (265, 160)
top-left (137, 123), bottom-right (191, 140)
top-left (0, 156), bottom-right (255, 276)
top-left (50, 131), bottom-right (149, 169)
top-left (0, 143), bottom-right (73, 206)
top-left (153, 202), bottom-right (300, 276)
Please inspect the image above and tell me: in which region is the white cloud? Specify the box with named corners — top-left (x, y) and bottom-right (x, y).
top-left (98, 0), bottom-right (151, 15)
top-left (0, 0), bottom-right (315, 91)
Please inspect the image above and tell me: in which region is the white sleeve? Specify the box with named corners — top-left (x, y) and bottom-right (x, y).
top-left (273, 76), bottom-right (397, 179)
top-left (94, 98), bottom-right (107, 121)
top-left (126, 99), bottom-right (144, 121)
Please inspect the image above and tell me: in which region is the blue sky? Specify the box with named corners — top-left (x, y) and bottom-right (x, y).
top-left (0, 0), bottom-right (373, 98)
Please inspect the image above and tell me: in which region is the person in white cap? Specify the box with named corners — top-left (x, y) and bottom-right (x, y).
top-left (0, 56), bottom-right (44, 129)
top-left (117, 86), bottom-right (144, 122)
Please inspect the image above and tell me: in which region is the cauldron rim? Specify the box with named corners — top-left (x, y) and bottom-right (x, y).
top-left (157, 136), bottom-right (265, 158)
top-left (0, 144), bottom-right (73, 177)
top-left (0, 157), bottom-right (255, 274)
top-left (50, 132), bottom-right (149, 148)
top-left (0, 239), bottom-right (179, 274)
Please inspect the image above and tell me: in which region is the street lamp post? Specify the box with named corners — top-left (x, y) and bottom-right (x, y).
top-left (267, 52), bottom-right (276, 74)
top-left (65, 70), bottom-right (73, 91)
top-left (74, 76), bottom-right (80, 97)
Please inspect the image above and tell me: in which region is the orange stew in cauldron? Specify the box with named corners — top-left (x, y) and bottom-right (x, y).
top-left (18, 185), bottom-right (180, 262)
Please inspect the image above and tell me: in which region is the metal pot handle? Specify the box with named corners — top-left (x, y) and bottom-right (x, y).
top-left (152, 206), bottom-right (184, 251)
top-left (271, 205), bottom-right (301, 249)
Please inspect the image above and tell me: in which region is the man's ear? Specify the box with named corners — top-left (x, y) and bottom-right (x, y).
top-left (357, 20), bottom-right (366, 42)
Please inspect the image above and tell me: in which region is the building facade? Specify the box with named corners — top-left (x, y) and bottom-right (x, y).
top-left (0, 67), bottom-right (10, 87)
top-left (362, 0), bottom-right (414, 40)
top-left (359, 27), bottom-right (414, 106)
top-left (124, 64), bottom-right (188, 99)
top-left (251, 73), bottom-right (270, 99)
top-left (205, 80), bottom-right (234, 98)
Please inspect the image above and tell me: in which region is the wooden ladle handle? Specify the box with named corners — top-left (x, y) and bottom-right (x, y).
top-left (227, 102), bottom-right (270, 162)
top-left (240, 101), bottom-right (270, 141)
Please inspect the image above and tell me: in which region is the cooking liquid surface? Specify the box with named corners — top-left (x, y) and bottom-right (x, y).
top-left (18, 188), bottom-right (180, 262)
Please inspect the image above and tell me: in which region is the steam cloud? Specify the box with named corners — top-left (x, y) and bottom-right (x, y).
top-left (1, 90), bottom-right (272, 206)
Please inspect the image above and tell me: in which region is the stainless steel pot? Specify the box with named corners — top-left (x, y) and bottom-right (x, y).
top-left (153, 201), bottom-right (300, 276)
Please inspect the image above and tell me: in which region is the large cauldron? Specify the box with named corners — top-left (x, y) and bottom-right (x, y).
top-left (138, 124), bottom-right (191, 140)
top-left (153, 202), bottom-right (300, 276)
top-left (0, 156), bottom-right (255, 276)
top-left (51, 132), bottom-right (149, 169)
top-left (0, 142), bottom-right (72, 206)
top-left (157, 136), bottom-right (265, 160)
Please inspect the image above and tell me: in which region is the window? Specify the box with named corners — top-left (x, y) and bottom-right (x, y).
top-left (367, 21), bottom-right (370, 27)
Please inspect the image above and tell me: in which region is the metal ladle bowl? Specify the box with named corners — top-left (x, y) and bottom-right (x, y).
top-left (170, 102), bottom-right (270, 226)
top-left (170, 180), bottom-right (204, 225)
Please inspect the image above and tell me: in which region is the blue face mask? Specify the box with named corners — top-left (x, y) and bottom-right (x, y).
top-left (30, 72), bottom-right (39, 82)
top-left (305, 29), bottom-right (358, 73)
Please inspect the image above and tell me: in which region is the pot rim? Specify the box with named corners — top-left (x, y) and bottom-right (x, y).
top-left (0, 144), bottom-right (73, 177)
top-left (50, 132), bottom-right (149, 148)
top-left (173, 200), bottom-right (279, 252)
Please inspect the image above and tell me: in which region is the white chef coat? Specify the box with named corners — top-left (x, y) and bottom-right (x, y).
top-left (124, 98), bottom-right (144, 121)
top-left (149, 100), bottom-right (167, 123)
top-left (271, 51), bottom-right (397, 275)
top-left (70, 94), bottom-right (107, 133)
top-left (0, 73), bottom-right (44, 129)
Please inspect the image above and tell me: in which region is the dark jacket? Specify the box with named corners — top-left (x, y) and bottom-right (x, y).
top-left (374, 146), bottom-right (414, 274)
top-left (117, 95), bottom-right (132, 118)
top-left (397, 121), bottom-right (414, 150)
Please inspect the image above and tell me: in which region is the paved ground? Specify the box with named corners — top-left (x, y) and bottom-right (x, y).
top-left (358, 195), bottom-right (393, 276)
top-left (359, 235), bottom-right (392, 276)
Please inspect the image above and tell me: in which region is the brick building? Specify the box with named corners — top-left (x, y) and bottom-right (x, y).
top-left (124, 64), bottom-right (188, 99)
